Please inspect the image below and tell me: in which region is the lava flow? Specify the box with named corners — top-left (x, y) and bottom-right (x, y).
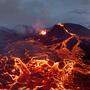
top-left (0, 23), bottom-right (90, 90)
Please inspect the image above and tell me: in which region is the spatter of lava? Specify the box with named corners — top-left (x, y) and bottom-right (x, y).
top-left (0, 24), bottom-right (90, 90)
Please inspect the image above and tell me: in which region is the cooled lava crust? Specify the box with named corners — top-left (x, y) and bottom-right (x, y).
top-left (0, 23), bottom-right (90, 90)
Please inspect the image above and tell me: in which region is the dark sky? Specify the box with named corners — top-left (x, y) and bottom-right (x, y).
top-left (0, 0), bottom-right (90, 28)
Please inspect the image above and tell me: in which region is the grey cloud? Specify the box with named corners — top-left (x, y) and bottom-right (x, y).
top-left (0, 0), bottom-right (90, 28)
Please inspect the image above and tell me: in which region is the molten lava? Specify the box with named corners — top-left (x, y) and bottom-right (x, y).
top-left (39, 30), bottom-right (47, 36)
top-left (0, 24), bottom-right (90, 90)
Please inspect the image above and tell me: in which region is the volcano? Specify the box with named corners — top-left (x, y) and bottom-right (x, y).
top-left (0, 23), bottom-right (90, 90)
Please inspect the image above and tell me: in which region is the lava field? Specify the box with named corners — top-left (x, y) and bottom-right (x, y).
top-left (0, 23), bottom-right (90, 90)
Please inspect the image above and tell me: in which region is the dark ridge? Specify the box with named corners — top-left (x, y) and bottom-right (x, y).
top-left (64, 23), bottom-right (90, 37)
top-left (79, 40), bottom-right (90, 65)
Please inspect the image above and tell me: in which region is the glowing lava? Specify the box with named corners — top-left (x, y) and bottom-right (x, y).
top-left (39, 30), bottom-right (47, 36)
top-left (0, 23), bottom-right (90, 90)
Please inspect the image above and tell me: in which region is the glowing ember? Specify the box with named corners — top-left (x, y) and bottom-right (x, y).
top-left (39, 30), bottom-right (47, 35)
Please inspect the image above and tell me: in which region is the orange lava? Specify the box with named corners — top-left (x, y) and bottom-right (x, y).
top-left (0, 24), bottom-right (90, 90)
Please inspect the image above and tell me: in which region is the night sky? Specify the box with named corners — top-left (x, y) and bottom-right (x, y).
top-left (0, 0), bottom-right (90, 28)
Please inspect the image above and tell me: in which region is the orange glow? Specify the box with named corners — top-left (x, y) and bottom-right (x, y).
top-left (58, 23), bottom-right (64, 27)
top-left (39, 30), bottom-right (47, 35)
top-left (0, 24), bottom-right (89, 90)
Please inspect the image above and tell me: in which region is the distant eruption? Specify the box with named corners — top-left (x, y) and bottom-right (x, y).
top-left (0, 23), bottom-right (90, 90)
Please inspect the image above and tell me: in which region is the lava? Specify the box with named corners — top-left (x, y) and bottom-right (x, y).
top-left (39, 30), bottom-right (47, 36)
top-left (0, 23), bottom-right (90, 90)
